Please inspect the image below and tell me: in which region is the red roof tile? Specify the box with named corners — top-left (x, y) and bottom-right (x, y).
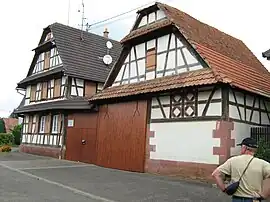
top-left (90, 68), bottom-right (218, 101)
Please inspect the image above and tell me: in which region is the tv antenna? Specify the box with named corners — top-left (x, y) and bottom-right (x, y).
top-left (78, 0), bottom-right (87, 39)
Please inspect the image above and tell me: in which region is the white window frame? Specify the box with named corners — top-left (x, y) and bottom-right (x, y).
top-left (47, 79), bottom-right (54, 99)
top-left (23, 116), bottom-right (29, 133)
top-left (51, 115), bottom-right (59, 134)
top-left (71, 78), bottom-right (84, 96)
top-left (35, 83), bottom-right (42, 101)
top-left (39, 116), bottom-right (46, 133)
top-left (25, 86), bottom-right (31, 105)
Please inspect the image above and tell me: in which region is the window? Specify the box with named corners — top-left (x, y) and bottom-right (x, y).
top-left (146, 48), bottom-right (156, 70)
top-left (31, 115), bottom-right (37, 134)
top-left (51, 115), bottom-right (59, 134)
top-left (33, 53), bottom-right (45, 74)
top-left (71, 78), bottom-right (84, 96)
top-left (39, 116), bottom-right (46, 133)
top-left (61, 76), bottom-right (67, 96)
top-left (50, 48), bottom-right (62, 68)
top-left (23, 116), bottom-right (29, 133)
top-left (96, 83), bottom-right (104, 93)
top-left (25, 86), bottom-right (31, 105)
top-left (35, 83), bottom-right (42, 101)
top-left (47, 79), bottom-right (54, 99)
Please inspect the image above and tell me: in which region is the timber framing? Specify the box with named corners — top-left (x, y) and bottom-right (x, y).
top-left (228, 86), bottom-right (270, 126)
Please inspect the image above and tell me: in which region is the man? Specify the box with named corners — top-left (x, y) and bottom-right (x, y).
top-left (212, 137), bottom-right (270, 201)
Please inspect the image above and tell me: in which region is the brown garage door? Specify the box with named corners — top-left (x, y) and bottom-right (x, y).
top-left (65, 113), bottom-right (98, 164)
top-left (96, 100), bottom-right (148, 173)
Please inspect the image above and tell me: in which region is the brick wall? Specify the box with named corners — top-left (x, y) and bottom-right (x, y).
top-left (19, 144), bottom-right (61, 159)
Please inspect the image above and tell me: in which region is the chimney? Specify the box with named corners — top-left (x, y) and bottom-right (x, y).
top-left (103, 28), bottom-right (109, 38)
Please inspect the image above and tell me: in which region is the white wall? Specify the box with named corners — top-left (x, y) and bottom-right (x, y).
top-left (151, 86), bottom-right (222, 119)
top-left (112, 32), bottom-right (204, 86)
top-left (230, 122), bottom-right (257, 156)
top-left (149, 121), bottom-right (219, 164)
top-left (229, 88), bottom-right (270, 125)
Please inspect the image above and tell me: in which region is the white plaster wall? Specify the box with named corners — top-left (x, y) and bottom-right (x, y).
top-left (113, 32), bottom-right (204, 86)
top-left (229, 89), bottom-right (270, 125)
top-left (230, 122), bottom-right (258, 156)
top-left (150, 121), bottom-right (219, 164)
top-left (151, 87), bottom-right (222, 119)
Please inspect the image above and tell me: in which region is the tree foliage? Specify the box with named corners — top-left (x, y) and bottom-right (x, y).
top-left (255, 139), bottom-right (270, 162)
top-left (0, 118), bottom-right (6, 133)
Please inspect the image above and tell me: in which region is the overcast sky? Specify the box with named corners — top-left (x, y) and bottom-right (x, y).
top-left (0, 0), bottom-right (269, 117)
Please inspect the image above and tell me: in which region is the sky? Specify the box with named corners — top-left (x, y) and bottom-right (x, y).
top-left (0, 0), bottom-right (270, 117)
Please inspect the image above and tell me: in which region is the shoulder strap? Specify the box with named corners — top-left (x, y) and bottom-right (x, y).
top-left (239, 156), bottom-right (254, 181)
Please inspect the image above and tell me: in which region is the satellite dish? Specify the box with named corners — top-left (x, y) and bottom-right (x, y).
top-left (106, 41), bottom-right (113, 49)
top-left (103, 55), bottom-right (112, 65)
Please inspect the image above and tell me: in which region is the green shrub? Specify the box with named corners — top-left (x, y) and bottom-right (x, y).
top-left (0, 119), bottom-right (6, 133)
top-left (255, 139), bottom-right (270, 162)
top-left (10, 124), bottom-right (22, 145)
top-left (0, 133), bottom-right (14, 146)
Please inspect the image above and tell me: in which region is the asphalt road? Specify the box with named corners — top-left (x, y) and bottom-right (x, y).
top-left (0, 151), bottom-right (232, 202)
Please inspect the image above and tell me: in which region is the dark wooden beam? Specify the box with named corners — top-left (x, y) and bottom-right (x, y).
top-left (221, 86), bottom-right (229, 120)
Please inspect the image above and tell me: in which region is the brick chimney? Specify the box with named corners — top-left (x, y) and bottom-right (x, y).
top-left (103, 28), bottom-right (109, 38)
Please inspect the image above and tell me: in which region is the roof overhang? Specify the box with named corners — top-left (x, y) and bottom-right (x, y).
top-left (262, 49), bottom-right (270, 60)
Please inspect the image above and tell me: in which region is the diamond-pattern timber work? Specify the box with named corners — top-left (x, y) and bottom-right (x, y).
top-left (171, 90), bottom-right (196, 118)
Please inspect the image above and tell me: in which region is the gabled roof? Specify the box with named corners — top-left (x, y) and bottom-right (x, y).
top-left (17, 22), bottom-right (122, 88)
top-left (89, 2), bottom-right (270, 102)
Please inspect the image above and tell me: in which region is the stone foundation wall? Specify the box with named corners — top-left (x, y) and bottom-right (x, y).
top-left (19, 144), bottom-right (61, 159)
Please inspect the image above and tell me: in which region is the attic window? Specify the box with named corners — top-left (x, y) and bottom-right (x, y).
top-left (146, 48), bottom-right (156, 70)
top-left (45, 32), bottom-right (53, 41)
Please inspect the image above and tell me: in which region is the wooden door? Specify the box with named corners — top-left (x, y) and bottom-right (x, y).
top-left (65, 113), bottom-right (98, 164)
top-left (96, 100), bottom-right (148, 173)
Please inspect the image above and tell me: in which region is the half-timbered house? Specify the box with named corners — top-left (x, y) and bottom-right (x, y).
top-left (88, 2), bottom-right (270, 180)
top-left (14, 22), bottom-right (121, 160)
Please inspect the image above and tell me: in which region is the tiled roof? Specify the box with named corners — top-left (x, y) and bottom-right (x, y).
top-left (92, 2), bottom-right (270, 102)
top-left (89, 68), bottom-right (219, 101)
top-left (17, 23), bottom-right (122, 87)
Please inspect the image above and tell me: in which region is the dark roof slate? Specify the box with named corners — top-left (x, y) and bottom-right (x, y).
top-left (14, 97), bottom-right (92, 114)
top-left (17, 22), bottom-right (122, 87)
top-left (51, 23), bottom-right (122, 82)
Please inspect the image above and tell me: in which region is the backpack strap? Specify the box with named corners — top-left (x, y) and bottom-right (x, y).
top-left (239, 156), bottom-right (254, 182)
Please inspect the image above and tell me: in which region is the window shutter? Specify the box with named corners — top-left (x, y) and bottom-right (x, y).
top-left (42, 82), bottom-right (48, 99)
top-left (28, 116), bottom-right (32, 133)
top-left (45, 114), bottom-right (51, 134)
top-left (35, 115), bottom-right (39, 133)
top-left (57, 114), bottom-right (62, 133)
top-left (54, 79), bottom-right (61, 98)
top-left (146, 48), bottom-right (156, 70)
top-left (44, 51), bottom-right (50, 70)
top-left (30, 85), bottom-right (36, 102)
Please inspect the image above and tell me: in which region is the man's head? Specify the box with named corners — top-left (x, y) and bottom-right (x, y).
top-left (237, 137), bottom-right (258, 155)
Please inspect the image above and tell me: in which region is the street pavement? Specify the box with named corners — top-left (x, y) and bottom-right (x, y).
top-left (0, 151), bottom-right (232, 202)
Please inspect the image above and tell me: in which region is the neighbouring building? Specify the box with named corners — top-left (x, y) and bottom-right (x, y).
top-left (3, 118), bottom-right (18, 133)
top-left (263, 49), bottom-right (270, 60)
top-left (84, 2), bottom-right (270, 180)
top-left (14, 22), bottom-right (121, 159)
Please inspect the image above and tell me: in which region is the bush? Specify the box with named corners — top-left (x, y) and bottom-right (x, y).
top-left (0, 133), bottom-right (14, 146)
top-left (255, 139), bottom-right (270, 162)
top-left (0, 145), bottom-right (11, 152)
top-left (0, 119), bottom-right (6, 133)
top-left (10, 124), bottom-right (22, 145)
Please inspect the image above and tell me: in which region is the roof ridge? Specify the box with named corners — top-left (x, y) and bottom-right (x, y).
top-left (50, 22), bottom-right (120, 44)
top-left (157, 2), bottom-right (243, 43)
